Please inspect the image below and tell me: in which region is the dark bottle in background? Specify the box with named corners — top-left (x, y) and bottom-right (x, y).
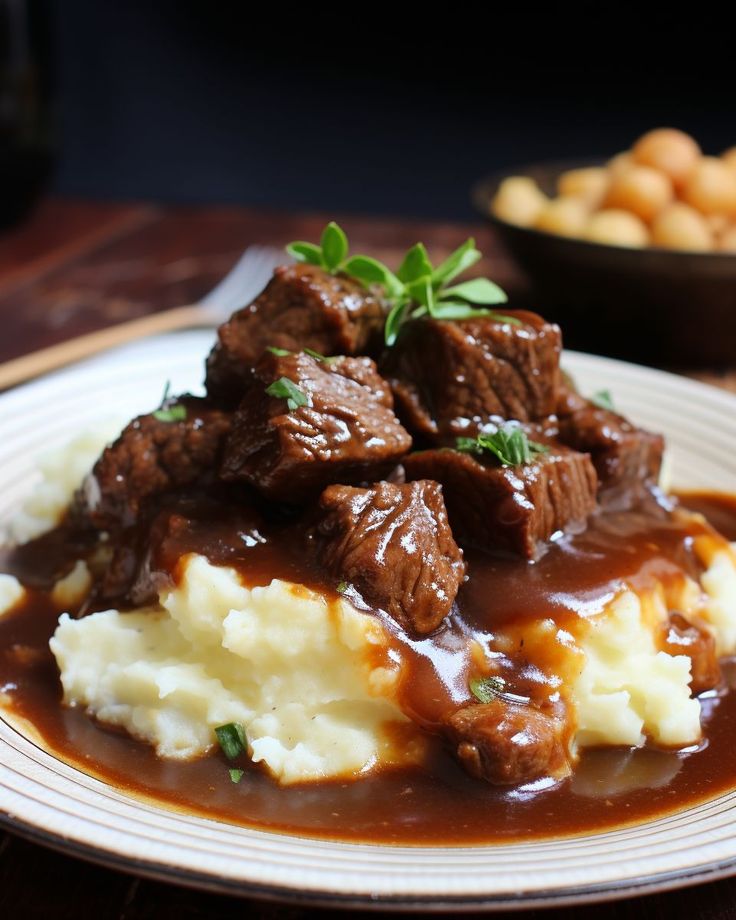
top-left (0, 0), bottom-right (54, 230)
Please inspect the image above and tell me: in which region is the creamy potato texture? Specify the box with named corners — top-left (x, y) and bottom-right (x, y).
top-left (51, 555), bottom-right (417, 784)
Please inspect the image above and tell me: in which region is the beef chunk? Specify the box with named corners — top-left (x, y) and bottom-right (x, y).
top-left (83, 397), bottom-right (231, 531)
top-left (556, 389), bottom-right (664, 509)
top-left (445, 699), bottom-right (568, 785)
top-left (315, 480), bottom-right (466, 635)
top-left (383, 312), bottom-right (562, 441)
top-left (205, 264), bottom-right (386, 406)
top-left (658, 612), bottom-right (721, 695)
top-left (404, 444), bottom-right (597, 558)
top-left (94, 497), bottom-right (264, 608)
top-left (220, 351), bottom-right (411, 502)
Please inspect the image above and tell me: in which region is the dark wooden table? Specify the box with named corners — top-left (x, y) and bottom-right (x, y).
top-left (1, 199), bottom-right (735, 919)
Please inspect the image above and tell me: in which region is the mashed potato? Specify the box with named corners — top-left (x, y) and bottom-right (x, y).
top-left (0, 574), bottom-right (25, 618)
top-left (49, 545), bottom-right (736, 784)
top-left (5, 422), bottom-right (121, 544)
top-left (51, 555), bottom-right (417, 784)
top-left (574, 590), bottom-right (701, 749)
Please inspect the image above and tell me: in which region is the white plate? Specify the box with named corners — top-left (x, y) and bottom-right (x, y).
top-left (2, 331), bottom-right (736, 911)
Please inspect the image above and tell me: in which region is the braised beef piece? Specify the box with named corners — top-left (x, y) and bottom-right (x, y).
top-left (221, 351), bottom-right (412, 502)
top-left (383, 312), bottom-right (562, 442)
top-left (94, 495), bottom-right (265, 608)
top-left (658, 612), bottom-right (721, 695)
top-left (556, 388), bottom-right (663, 509)
top-left (205, 264), bottom-right (386, 406)
top-left (314, 480), bottom-right (465, 635)
top-left (445, 699), bottom-right (568, 785)
top-left (404, 444), bottom-right (597, 559)
top-left (82, 397), bottom-right (231, 533)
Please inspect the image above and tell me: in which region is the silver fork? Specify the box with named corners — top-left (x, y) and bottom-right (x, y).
top-left (0, 245), bottom-right (285, 391)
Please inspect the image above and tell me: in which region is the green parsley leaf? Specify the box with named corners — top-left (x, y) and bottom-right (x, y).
top-left (343, 255), bottom-right (404, 298)
top-left (470, 676), bottom-right (506, 704)
top-left (428, 301), bottom-right (487, 320)
top-left (229, 768), bottom-right (245, 784)
top-left (590, 389), bottom-right (615, 411)
top-left (265, 377), bottom-right (309, 411)
top-left (397, 242), bottom-right (433, 284)
top-left (303, 347), bottom-right (335, 364)
top-left (455, 425), bottom-right (549, 467)
top-left (384, 298), bottom-right (411, 346)
top-left (286, 241), bottom-right (323, 267)
top-left (153, 404), bottom-right (187, 423)
top-left (430, 238), bottom-right (482, 286)
top-left (266, 345), bottom-right (292, 356)
top-left (215, 723), bottom-right (247, 760)
top-left (336, 581), bottom-right (348, 594)
top-left (440, 277), bottom-right (508, 306)
top-left (321, 221), bottom-right (349, 271)
top-left (455, 436), bottom-right (480, 453)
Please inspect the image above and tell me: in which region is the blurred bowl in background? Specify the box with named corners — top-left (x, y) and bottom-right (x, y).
top-left (472, 162), bottom-right (736, 367)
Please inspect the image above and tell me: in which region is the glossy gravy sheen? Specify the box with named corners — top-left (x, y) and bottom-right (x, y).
top-left (0, 491), bottom-right (735, 845)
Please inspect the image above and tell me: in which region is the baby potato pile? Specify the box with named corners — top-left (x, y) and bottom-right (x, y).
top-left (491, 129), bottom-right (736, 252)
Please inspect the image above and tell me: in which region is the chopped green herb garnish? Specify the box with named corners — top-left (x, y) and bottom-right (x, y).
top-left (470, 676), bottom-right (506, 704)
top-left (215, 722), bottom-right (247, 760)
top-left (336, 581), bottom-right (348, 594)
top-left (152, 381), bottom-right (187, 423)
top-left (455, 424), bottom-right (549, 467)
top-left (229, 768), bottom-right (245, 784)
top-left (266, 345), bottom-right (291, 356)
top-left (286, 224), bottom-right (508, 346)
top-left (590, 389), bottom-right (615, 411)
top-left (152, 404), bottom-right (187, 423)
top-left (303, 347), bottom-right (336, 364)
top-left (265, 377), bottom-right (309, 411)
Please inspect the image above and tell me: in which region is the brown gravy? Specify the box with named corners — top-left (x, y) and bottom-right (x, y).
top-left (0, 491), bottom-right (735, 845)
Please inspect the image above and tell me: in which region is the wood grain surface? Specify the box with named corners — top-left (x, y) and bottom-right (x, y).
top-left (1, 198), bottom-right (735, 919)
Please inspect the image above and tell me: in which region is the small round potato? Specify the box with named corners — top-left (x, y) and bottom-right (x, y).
top-left (603, 165), bottom-right (673, 222)
top-left (721, 147), bottom-right (736, 176)
top-left (534, 197), bottom-right (590, 237)
top-left (557, 167), bottom-right (609, 206)
top-left (682, 157), bottom-right (736, 216)
top-left (607, 152), bottom-right (633, 176)
top-left (491, 177), bottom-right (548, 227)
top-left (632, 128), bottom-right (701, 187)
top-left (719, 224), bottom-right (736, 252)
top-left (584, 210), bottom-right (649, 248)
top-left (650, 203), bottom-right (713, 251)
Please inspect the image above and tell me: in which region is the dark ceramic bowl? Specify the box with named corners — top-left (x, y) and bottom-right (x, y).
top-left (472, 162), bottom-right (736, 366)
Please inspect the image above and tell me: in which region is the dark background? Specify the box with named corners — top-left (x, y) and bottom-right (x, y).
top-left (4, 1), bottom-right (736, 224)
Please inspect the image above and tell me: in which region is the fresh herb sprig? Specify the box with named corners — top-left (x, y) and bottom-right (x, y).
top-left (287, 221), bottom-right (354, 274)
top-left (382, 239), bottom-right (513, 346)
top-left (265, 377), bottom-right (309, 411)
top-left (456, 424), bottom-right (549, 467)
top-left (286, 223), bottom-right (511, 346)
